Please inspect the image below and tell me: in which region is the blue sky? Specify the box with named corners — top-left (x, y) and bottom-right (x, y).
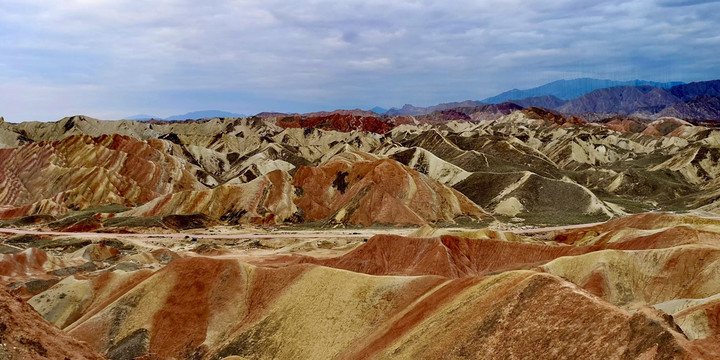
top-left (1, 0), bottom-right (719, 121)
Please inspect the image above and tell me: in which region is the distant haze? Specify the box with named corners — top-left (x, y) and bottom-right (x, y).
top-left (1, 0), bottom-right (719, 122)
top-left (125, 110), bottom-right (246, 121)
top-left (481, 79), bottom-right (685, 103)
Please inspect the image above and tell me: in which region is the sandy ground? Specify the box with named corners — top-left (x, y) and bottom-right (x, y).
top-left (0, 227), bottom-right (380, 240)
top-left (0, 226), bottom-right (414, 256)
top-left (0, 220), bottom-right (609, 240)
top-left (0, 221), bottom-right (613, 259)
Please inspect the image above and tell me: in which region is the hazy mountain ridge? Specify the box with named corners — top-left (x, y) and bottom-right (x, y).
top-left (124, 110), bottom-right (246, 121)
top-left (507, 95), bottom-right (568, 109)
top-left (385, 79), bottom-right (720, 122)
top-left (657, 95), bottom-right (720, 120)
top-left (368, 106), bottom-right (388, 114)
top-left (670, 80), bottom-right (720, 101)
top-left (482, 78), bottom-right (685, 103)
top-left (557, 86), bottom-right (681, 115)
top-left (385, 100), bottom-right (484, 116)
top-left (109, 79), bottom-right (720, 124)
top-left (556, 80), bottom-right (720, 120)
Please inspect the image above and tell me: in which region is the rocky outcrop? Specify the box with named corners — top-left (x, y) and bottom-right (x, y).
top-left (0, 287), bottom-right (104, 359)
top-left (558, 86), bottom-right (681, 115)
top-left (385, 100), bottom-right (484, 116)
top-left (275, 113), bottom-right (392, 134)
top-left (454, 171), bottom-right (616, 220)
top-left (0, 134), bottom-right (207, 219)
top-left (120, 170), bottom-right (301, 224)
top-left (657, 95), bottom-right (720, 121)
top-left (2, 109), bottom-right (720, 225)
top-left (509, 95), bottom-right (567, 109)
top-left (293, 152), bottom-right (486, 225)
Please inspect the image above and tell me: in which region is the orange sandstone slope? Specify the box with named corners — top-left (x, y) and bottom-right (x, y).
top-left (0, 287), bottom-right (104, 360)
top-left (550, 212), bottom-right (720, 249)
top-left (119, 169), bottom-right (302, 224)
top-left (0, 135), bottom-right (487, 226)
top-left (314, 234), bottom-right (595, 277)
top-left (293, 152), bottom-right (486, 225)
top-left (29, 257), bottom-right (714, 360)
top-left (118, 152), bottom-right (485, 226)
top-left (12, 213), bottom-right (720, 359)
top-left (0, 134), bottom-right (207, 219)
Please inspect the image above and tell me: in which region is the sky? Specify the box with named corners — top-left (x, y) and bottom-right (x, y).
top-left (1, 0), bottom-right (719, 122)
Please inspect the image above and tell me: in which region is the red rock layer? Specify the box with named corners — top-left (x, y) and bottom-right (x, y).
top-left (0, 248), bottom-right (50, 281)
top-left (552, 213), bottom-right (720, 249)
top-left (0, 134), bottom-right (205, 219)
top-left (67, 257), bottom-right (317, 359)
top-left (13, 214), bottom-right (720, 359)
top-left (313, 234), bottom-right (594, 277)
top-left (293, 154), bottom-right (485, 226)
top-left (0, 247), bottom-right (92, 300)
top-left (55, 257), bottom-right (717, 359)
top-left (345, 275), bottom-right (713, 360)
top-left (276, 113), bottom-right (392, 134)
top-left (303, 227), bottom-right (720, 279)
top-left (121, 170), bottom-right (300, 224)
top-left (676, 298), bottom-right (720, 344)
top-left (0, 287), bottom-right (104, 359)
top-left (522, 107), bottom-right (587, 126)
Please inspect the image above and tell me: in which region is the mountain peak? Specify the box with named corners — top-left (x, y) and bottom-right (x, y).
top-left (164, 110), bottom-right (246, 121)
top-left (123, 110), bottom-right (246, 122)
top-left (368, 106), bottom-right (388, 114)
top-left (124, 114), bottom-right (159, 121)
top-left (482, 78), bottom-right (685, 104)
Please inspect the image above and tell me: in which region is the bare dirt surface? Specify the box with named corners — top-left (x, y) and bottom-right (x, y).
top-left (0, 227), bottom-right (378, 240)
top-left (0, 221), bottom-right (608, 241)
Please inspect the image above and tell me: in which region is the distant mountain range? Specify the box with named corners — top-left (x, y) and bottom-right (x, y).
top-left (555, 80), bottom-right (720, 119)
top-left (368, 107), bottom-right (389, 114)
top-left (124, 110), bottom-right (246, 121)
top-left (380, 78), bottom-right (685, 117)
top-left (121, 78), bottom-right (720, 123)
top-left (557, 85), bottom-right (681, 114)
top-left (482, 78), bottom-right (685, 103)
top-left (385, 101), bottom-right (484, 117)
top-left (380, 78), bottom-right (720, 121)
top-left (508, 95), bottom-right (568, 109)
top-left (657, 95), bottom-right (720, 120)
top-left (124, 114), bottom-right (159, 121)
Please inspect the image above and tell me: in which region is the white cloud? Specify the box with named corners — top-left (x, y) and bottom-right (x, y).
top-left (0, 0), bottom-right (719, 121)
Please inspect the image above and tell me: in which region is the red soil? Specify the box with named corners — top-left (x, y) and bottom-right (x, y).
top-left (150, 257), bottom-right (235, 358)
top-left (314, 234), bottom-right (597, 278)
top-left (553, 213), bottom-right (720, 250)
top-left (0, 134), bottom-right (203, 219)
top-left (0, 287), bottom-right (104, 359)
top-left (338, 276), bottom-right (484, 359)
top-left (276, 113), bottom-right (392, 134)
top-left (293, 157), bottom-right (483, 226)
top-left (0, 248), bottom-right (49, 279)
top-left (148, 258), bottom-right (315, 358)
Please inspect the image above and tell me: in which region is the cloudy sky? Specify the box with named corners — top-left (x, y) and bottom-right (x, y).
top-left (1, 0), bottom-right (719, 121)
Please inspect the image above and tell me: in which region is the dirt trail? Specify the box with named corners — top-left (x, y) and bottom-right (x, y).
top-left (0, 221), bottom-right (606, 241)
top-left (506, 221), bottom-right (607, 234)
top-left (0, 228), bottom-right (375, 240)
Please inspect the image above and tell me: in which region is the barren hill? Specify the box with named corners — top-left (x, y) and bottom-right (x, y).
top-left (0, 212), bottom-right (718, 358)
top-left (3, 110), bottom-right (720, 227)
